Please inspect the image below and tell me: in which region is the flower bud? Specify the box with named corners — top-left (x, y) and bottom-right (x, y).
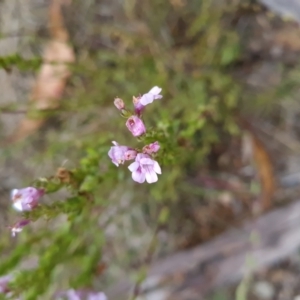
top-left (126, 116), bottom-right (146, 137)
top-left (114, 98), bottom-right (125, 110)
top-left (143, 141), bottom-right (160, 154)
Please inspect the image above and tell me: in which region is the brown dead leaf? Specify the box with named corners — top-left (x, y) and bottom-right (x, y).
top-left (238, 117), bottom-right (277, 212)
top-left (7, 0), bottom-right (75, 143)
top-left (252, 132), bottom-right (276, 211)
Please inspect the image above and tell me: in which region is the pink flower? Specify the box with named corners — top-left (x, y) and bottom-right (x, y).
top-left (11, 187), bottom-right (44, 212)
top-left (0, 275), bottom-right (12, 294)
top-left (132, 96), bottom-right (144, 115)
top-left (126, 116), bottom-right (146, 137)
top-left (128, 153), bottom-right (161, 184)
top-left (9, 219), bottom-right (30, 237)
top-left (143, 141), bottom-right (160, 155)
top-left (56, 289), bottom-right (107, 300)
top-left (139, 86), bottom-right (162, 106)
top-left (108, 141), bottom-right (137, 167)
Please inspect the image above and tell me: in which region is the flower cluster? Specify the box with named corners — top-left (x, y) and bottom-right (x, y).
top-left (9, 187), bottom-right (44, 236)
top-left (109, 87), bottom-right (163, 184)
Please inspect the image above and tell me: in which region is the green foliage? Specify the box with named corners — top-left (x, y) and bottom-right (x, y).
top-left (0, 54), bottom-right (42, 72)
top-left (0, 0), bottom-right (294, 299)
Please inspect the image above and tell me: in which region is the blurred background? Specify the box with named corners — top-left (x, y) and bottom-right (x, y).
top-left (2, 0), bottom-right (300, 299)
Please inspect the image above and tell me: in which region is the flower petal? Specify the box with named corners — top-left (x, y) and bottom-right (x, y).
top-left (12, 201), bottom-right (23, 212)
top-left (149, 86), bottom-right (162, 95)
top-left (153, 161), bottom-right (162, 174)
top-left (140, 158), bottom-right (154, 165)
top-left (132, 171), bottom-right (145, 183)
top-left (136, 153), bottom-right (150, 162)
top-left (108, 148), bottom-right (114, 159)
top-left (128, 162), bottom-right (139, 172)
top-left (140, 93), bottom-right (154, 106)
top-left (112, 160), bottom-right (119, 167)
top-left (145, 171), bottom-right (158, 183)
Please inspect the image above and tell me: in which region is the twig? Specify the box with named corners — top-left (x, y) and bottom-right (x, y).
top-left (130, 225), bottom-right (160, 300)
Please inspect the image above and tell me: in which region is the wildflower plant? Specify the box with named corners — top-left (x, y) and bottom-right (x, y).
top-left (0, 86), bottom-right (169, 300)
top-left (109, 86), bottom-right (163, 184)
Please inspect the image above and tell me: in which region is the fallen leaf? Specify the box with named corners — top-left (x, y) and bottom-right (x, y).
top-left (239, 118), bottom-right (276, 212)
top-left (252, 132), bottom-right (276, 211)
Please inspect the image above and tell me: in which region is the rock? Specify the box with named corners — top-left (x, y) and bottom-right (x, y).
top-left (259, 0), bottom-right (300, 23)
